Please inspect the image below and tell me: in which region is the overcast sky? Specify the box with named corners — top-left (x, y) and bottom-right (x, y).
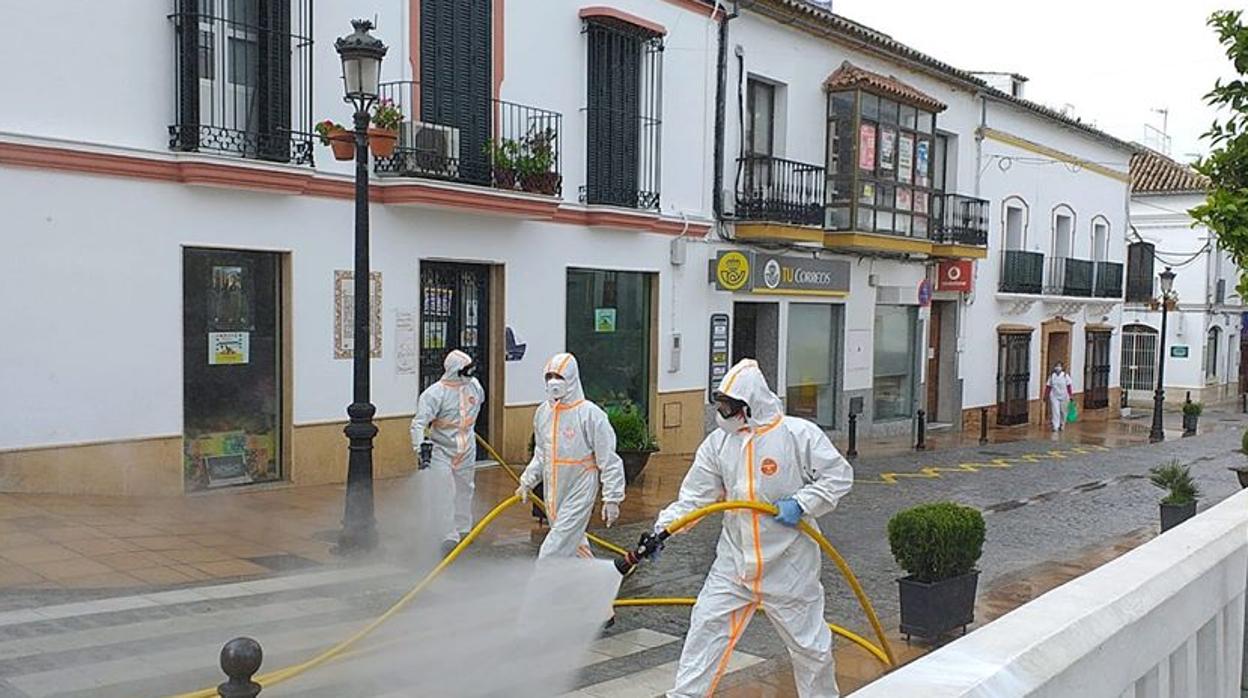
top-left (835, 0), bottom-right (1237, 163)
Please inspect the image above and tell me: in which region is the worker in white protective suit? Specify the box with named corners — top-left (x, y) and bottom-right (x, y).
top-left (1044, 363), bottom-right (1073, 432)
top-left (516, 353), bottom-right (626, 560)
top-left (410, 349), bottom-right (485, 556)
top-left (651, 358), bottom-right (853, 698)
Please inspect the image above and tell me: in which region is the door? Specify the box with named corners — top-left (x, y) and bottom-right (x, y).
top-left (182, 248), bottom-right (283, 491)
top-left (1084, 331), bottom-right (1111, 408)
top-left (786, 304), bottom-right (843, 428)
top-left (197, 0), bottom-right (263, 157)
top-left (421, 0), bottom-right (492, 184)
top-left (420, 262), bottom-right (491, 449)
top-left (566, 269), bottom-right (654, 416)
top-left (997, 333), bottom-right (1031, 426)
top-left (926, 302), bottom-right (942, 418)
top-left (1043, 330), bottom-right (1071, 424)
top-left (732, 302), bottom-right (779, 389)
top-left (1121, 324), bottom-right (1158, 396)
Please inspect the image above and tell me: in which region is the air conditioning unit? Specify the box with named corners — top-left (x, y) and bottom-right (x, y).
top-left (397, 120), bottom-right (461, 178)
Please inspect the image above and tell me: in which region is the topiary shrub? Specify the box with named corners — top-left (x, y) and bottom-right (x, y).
top-left (606, 400), bottom-right (658, 452)
top-left (887, 502), bottom-right (985, 584)
top-left (1183, 401), bottom-right (1204, 417)
top-left (1149, 460), bottom-right (1201, 505)
top-left (1240, 428), bottom-right (1248, 455)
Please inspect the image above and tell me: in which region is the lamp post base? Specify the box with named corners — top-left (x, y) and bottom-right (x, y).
top-left (1148, 393), bottom-right (1166, 443)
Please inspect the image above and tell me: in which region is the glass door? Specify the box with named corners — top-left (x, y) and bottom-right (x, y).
top-left (566, 269), bottom-right (653, 416)
top-left (420, 261), bottom-right (491, 450)
top-left (785, 303), bottom-right (842, 428)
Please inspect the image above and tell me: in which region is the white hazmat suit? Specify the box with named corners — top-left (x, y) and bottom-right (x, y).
top-left (410, 349), bottom-right (485, 544)
top-left (655, 359), bottom-right (853, 698)
top-left (1046, 367), bottom-right (1073, 432)
top-left (519, 353), bottom-right (626, 560)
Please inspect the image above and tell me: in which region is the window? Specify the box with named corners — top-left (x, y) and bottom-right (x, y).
top-left (1085, 331), bottom-right (1111, 409)
top-left (932, 134), bottom-right (950, 194)
top-left (566, 269), bottom-right (654, 416)
top-left (826, 89), bottom-right (937, 237)
top-left (873, 306), bottom-right (917, 420)
top-left (1120, 324), bottom-right (1158, 391)
top-left (1052, 207), bottom-right (1075, 259)
top-left (746, 79), bottom-right (775, 157)
top-left (1125, 242), bottom-right (1156, 302)
top-left (1206, 326), bottom-right (1222, 382)
top-left (1091, 217), bottom-right (1109, 263)
top-left (418, 0), bottom-right (494, 186)
top-left (584, 18), bottom-right (664, 210)
top-left (1005, 203), bottom-right (1026, 251)
top-left (786, 304), bottom-right (843, 428)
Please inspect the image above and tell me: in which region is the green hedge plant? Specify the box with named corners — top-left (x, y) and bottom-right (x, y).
top-left (606, 400), bottom-right (658, 452)
top-left (1149, 461), bottom-right (1201, 506)
top-left (1183, 401), bottom-right (1203, 417)
top-left (1241, 428), bottom-right (1248, 455)
top-left (887, 502), bottom-right (985, 584)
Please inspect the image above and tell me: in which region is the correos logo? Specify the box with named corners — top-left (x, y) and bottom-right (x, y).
top-left (716, 251), bottom-right (751, 291)
top-left (763, 259), bottom-right (782, 289)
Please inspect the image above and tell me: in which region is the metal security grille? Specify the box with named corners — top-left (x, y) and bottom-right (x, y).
top-left (1121, 325), bottom-right (1158, 391)
top-left (420, 262), bottom-right (491, 446)
top-left (170, 0), bottom-right (313, 164)
top-left (997, 333), bottom-right (1031, 426)
top-left (583, 18), bottom-right (663, 210)
top-left (1085, 331), bottom-right (1111, 409)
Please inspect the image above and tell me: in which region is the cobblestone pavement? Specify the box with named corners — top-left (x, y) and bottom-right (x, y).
top-left (1, 408), bottom-right (1245, 696)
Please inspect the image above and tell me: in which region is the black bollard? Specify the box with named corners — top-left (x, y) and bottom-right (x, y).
top-left (847, 413), bottom-right (859, 460)
top-left (915, 409), bottom-right (927, 451)
top-left (218, 637), bottom-right (263, 698)
top-left (1241, 393), bottom-right (1247, 414)
top-left (979, 406), bottom-right (989, 445)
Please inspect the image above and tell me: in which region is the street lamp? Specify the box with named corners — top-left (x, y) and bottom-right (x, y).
top-left (1149, 266), bottom-right (1177, 443)
top-left (334, 20), bottom-right (387, 554)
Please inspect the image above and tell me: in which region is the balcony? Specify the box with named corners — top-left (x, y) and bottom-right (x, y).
top-left (732, 154), bottom-right (826, 244)
top-left (999, 250), bottom-right (1044, 294)
top-left (169, 0), bottom-right (315, 166)
top-left (931, 193), bottom-right (989, 253)
top-left (1094, 261), bottom-right (1124, 298)
top-left (1045, 256), bottom-right (1094, 297)
top-left (374, 81), bottom-right (563, 196)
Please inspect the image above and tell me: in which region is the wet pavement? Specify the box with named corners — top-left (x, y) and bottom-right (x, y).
top-left (1, 405), bottom-right (1245, 695)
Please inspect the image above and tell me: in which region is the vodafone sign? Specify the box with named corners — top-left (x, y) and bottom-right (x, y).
top-left (937, 260), bottom-right (974, 293)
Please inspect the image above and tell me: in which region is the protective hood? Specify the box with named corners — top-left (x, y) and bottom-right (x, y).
top-left (716, 358), bottom-right (784, 429)
top-left (442, 349), bottom-right (473, 382)
top-left (543, 352), bottom-right (586, 404)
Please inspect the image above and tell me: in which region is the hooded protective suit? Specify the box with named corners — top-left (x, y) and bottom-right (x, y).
top-left (519, 353), bottom-right (626, 560)
top-left (655, 359), bottom-right (853, 698)
top-left (410, 349), bottom-right (485, 542)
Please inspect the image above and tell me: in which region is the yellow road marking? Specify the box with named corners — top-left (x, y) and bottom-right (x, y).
top-left (854, 445), bottom-right (1112, 485)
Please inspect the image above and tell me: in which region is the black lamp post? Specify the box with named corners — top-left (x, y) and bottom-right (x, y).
top-left (334, 20), bottom-right (387, 554)
top-left (1149, 266), bottom-right (1177, 443)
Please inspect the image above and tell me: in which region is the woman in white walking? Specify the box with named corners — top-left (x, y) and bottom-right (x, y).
top-left (1044, 363), bottom-right (1073, 432)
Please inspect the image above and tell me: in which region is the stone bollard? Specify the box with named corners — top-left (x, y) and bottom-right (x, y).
top-left (979, 407), bottom-right (989, 445)
top-left (915, 409), bottom-right (927, 451)
top-left (218, 637), bottom-right (263, 698)
top-left (847, 413), bottom-right (859, 460)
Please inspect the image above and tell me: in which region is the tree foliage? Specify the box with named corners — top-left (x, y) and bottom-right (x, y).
top-left (1192, 11), bottom-right (1248, 297)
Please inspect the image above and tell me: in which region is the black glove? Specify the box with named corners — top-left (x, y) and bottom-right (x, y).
top-left (418, 440), bottom-right (433, 470)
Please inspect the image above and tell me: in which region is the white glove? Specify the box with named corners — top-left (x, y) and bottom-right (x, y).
top-left (515, 485), bottom-right (530, 503)
top-left (602, 502), bottom-right (620, 528)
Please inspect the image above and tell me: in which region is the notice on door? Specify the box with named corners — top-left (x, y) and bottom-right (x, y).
top-left (594, 308), bottom-right (617, 333)
top-left (208, 332), bottom-right (249, 365)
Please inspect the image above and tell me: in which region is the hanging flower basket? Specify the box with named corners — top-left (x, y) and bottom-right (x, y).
top-left (315, 120), bottom-right (356, 161)
top-left (368, 127), bottom-right (397, 158)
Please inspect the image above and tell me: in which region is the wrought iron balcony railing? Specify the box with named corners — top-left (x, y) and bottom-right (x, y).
top-left (169, 0), bottom-right (314, 166)
top-left (1046, 257), bottom-right (1094, 297)
top-left (734, 154), bottom-right (825, 226)
top-left (1000, 250), bottom-right (1044, 294)
top-left (932, 193), bottom-right (989, 246)
top-left (1094, 261), bottom-right (1124, 299)
top-left (375, 81), bottom-right (563, 196)
top-left (580, 108), bottom-right (661, 210)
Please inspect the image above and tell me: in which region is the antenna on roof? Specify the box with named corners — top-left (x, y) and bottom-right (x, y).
top-left (1144, 108), bottom-right (1171, 156)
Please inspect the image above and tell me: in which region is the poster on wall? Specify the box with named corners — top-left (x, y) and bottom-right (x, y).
top-left (208, 331), bottom-right (249, 365)
top-left (594, 308), bottom-right (617, 333)
top-left (898, 133), bottom-right (914, 184)
top-left (914, 191), bottom-right (929, 215)
top-left (880, 128), bottom-right (897, 171)
top-left (210, 265), bottom-right (250, 329)
top-left (395, 309), bottom-right (417, 375)
top-left (858, 123), bottom-right (877, 171)
top-left (860, 182), bottom-right (876, 205)
top-left (896, 187), bottom-right (913, 212)
top-left (915, 139), bottom-right (931, 187)
top-left (334, 270), bottom-right (382, 359)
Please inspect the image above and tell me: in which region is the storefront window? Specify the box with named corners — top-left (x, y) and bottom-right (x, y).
top-left (786, 304), bottom-right (843, 428)
top-left (566, 269), bottom-right (653, 416)
top-left (873, 305), bottom-right (916, 421)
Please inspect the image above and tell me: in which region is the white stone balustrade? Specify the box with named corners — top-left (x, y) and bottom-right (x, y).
top-left (855, 488), bottom-right (1248, 697)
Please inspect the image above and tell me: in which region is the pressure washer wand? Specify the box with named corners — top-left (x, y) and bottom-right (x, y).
top-left (615, 531), bottom-right (669, 575)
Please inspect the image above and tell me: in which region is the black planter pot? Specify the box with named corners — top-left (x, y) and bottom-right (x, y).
top-left (897, 570), bottom-right (979, 642)
top-left (1160, 501), bottom-right (1197, 531)
top-left (1182, 413), bottom-right (1198, 437)
top-left (620, 450), bottom-right (656, 484)
top-left (1231, 467), bottom-right (1248, 489)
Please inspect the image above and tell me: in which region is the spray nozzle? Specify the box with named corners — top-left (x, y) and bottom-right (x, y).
top-left (614, 531), bottom-right (668, 575)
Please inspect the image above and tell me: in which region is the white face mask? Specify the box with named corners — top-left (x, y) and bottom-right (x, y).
top-left (715, 411), bottom-right (748, 434)
top-left (545, 377), bottom-right (568, 401)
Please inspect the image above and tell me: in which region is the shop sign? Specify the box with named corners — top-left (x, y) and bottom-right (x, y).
top-left (594, 308), bottom-right (617, 333)
top-left (708, 313), bottom-right (730, 400)
top-left (712, 251), bottom-right (849, 296)
top-left (208, 332), bottom-right (249, 365)
top-left (1171, 345), bottom-right (1189, 359)
top-left (937, 260), bottom-right (974, 293)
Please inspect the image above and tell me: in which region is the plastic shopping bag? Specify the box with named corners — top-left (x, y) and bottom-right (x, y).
top-left (1066, 400), bottom-right (1078, 423)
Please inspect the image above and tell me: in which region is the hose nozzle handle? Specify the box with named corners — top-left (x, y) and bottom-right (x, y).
top-left (614, 531), bottom-right (668, 575)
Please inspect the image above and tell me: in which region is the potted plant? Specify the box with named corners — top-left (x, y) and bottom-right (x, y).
top-left (484, 137), bottom-right (521, 189)
top-left (368, 98), bottom-right (403, 158)
top-left (1149, 461), bottom-right (1201, 531)
top-left (887, 502), bottom-right (985, 642)
top-left (1231, 429), bottom-right (1248, 489)
top-left (315, 120), bottom-right (354, 161)
top-left (607, 400), bottom-right (658, 484)
top-left (517, 128), bottom-right (561, 196)
top-left (1181, 398), bottom-right (1202, 437)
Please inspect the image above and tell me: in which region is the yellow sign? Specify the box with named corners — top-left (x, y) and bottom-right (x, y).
top-left (716, 251), bottom-right (751, 291)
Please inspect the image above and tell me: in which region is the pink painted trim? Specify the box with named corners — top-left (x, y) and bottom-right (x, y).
top-left (578, 6), bottom-right (668, 35)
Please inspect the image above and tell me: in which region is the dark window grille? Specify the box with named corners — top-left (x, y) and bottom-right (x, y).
top-left (582, 18), bottom-right (663, 210)
top-left (997, 332), bottom-right (1031, 426)
top-left (170, 0), bottom-right (314, 165)
top-left (1216, 278), bottom-right (1227, 304)
top-left (1125, 241), bottom-right (1156, 303)
top-left (1085, 331), bottom-right (1111, 409)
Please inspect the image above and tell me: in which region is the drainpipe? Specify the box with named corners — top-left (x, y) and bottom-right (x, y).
top-left (711, 2), bottom-right (735, 221)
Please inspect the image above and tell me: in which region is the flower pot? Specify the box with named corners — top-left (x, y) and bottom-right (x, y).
top-left (1182, 413), bottom-right (1198, 437)
top-left (620, 449), bottom-right (655, 485)
top-left (368, 127), bottom-right (397, 158)
top-left (897, 570), bottom-right (979, 642)
top-left (1231, 467), bottom-right (1248, 489)
top-left (493, 167), bottom-right (518, 190)
top-left (1160, 501), bottom-right (1197, 532)
top-left (327, 130), bottom-right (355, 161)
top-left (520, 171), bottom-right (562, 196)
